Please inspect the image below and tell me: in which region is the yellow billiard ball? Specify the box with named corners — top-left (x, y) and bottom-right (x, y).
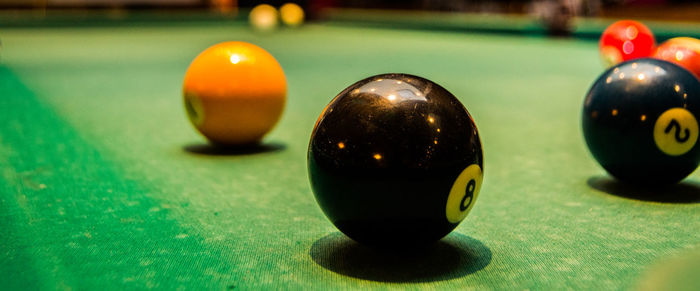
top-left (280, 3), bottom-right (304, 27)
top-left (183, 41), bottom-right (286, 146)
top-left (249, 4), bottom-right (279, 32)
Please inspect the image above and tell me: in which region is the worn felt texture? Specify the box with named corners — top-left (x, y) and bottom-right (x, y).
top-left (1, 17), bottom-right (699, 290)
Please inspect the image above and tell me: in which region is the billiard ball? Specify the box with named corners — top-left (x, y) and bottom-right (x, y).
top-left (599, 20), bottom-right (656, 67)
top-left (280, 3), bottom-right (305, 27)
top-left (653, 37), bottom-right (700, 80)
top-left (183, 41), bottom-right (286, 145)
top-left (308, 73), bottom-right (484, 247)
top-left (249, 4), bottom-right (279, 32)
top-left (582, 58), bottom-right (700, 185)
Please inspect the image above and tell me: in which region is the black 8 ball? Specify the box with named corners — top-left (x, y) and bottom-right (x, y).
top-left (308, 73), bottom-right (483, 247)
top-left (582, 58), bottom-right (700, 185)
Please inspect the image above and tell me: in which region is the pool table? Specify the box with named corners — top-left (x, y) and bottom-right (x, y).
top-left (1, 10), bottom-right (699, 290)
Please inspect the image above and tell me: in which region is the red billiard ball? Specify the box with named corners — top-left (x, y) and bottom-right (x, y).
top-left (599, 20), bottom-right (656, 67)
top-left (653, 37), bottom-right (700, 80)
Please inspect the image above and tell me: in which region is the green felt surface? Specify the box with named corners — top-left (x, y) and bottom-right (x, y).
top-left (1, 17), bottom-right (699, 290)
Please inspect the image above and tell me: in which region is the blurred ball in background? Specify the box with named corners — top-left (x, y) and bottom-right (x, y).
top-left (280, 2), bottom-right (305, 27)
top-left (653, 37), bottom-right (700, 80)
top-left (249, 4), bottom-right (279, 32)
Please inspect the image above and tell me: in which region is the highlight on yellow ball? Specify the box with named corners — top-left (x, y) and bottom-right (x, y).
top-left (249, 4), bottom-right (279, 32)
top-left (280, 3), bottom-right (305, 27)
top-left (183, 41), bottom-right (287, 146)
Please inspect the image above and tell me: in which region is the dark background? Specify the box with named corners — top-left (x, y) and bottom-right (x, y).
top-left (1, 0), bottom-right (699, 22)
